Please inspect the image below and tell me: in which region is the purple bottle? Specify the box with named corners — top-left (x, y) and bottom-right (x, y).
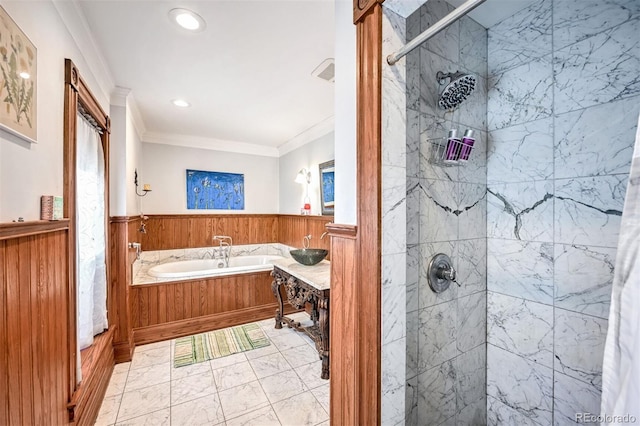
top-left (444, 129), bottom-right (461, 163)
top-left (458, 129), bottom-right (475, 162)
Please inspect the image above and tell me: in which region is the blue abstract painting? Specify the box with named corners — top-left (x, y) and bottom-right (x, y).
top-left (322, 171), bottom-right (335, 207)
top-left (186, 169), bottom-right (245, 210)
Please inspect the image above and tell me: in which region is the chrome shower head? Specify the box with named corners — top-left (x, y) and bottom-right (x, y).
top-left (436, 71), bottom-right (476, 110)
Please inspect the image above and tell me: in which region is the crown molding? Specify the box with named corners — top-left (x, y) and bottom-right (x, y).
top-left (142, 132), bottom-right (280, 158)
top-left (52, 0), bottom-right (115, 105)
top-left (277, 116), bottom-right (335, 156)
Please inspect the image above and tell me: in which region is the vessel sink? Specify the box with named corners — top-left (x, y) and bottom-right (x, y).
top-left (290, 248), bottom-right (328, 266)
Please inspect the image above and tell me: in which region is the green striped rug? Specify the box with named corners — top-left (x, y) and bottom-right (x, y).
top-left (173, 323), bottom-right (270, 368)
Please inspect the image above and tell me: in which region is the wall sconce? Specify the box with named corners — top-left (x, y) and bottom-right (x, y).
top-left (295, 168), bottom-right (312, 215)
top-left (134, 169), bottom-right (152, 197)
top-left (295, 168), bottom-right (311, 184)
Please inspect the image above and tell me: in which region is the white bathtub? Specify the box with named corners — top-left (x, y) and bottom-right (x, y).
top-left (147, 255), bottom-right (284, 279)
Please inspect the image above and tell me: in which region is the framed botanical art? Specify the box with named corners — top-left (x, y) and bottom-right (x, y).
top-left (0, 5), bottom-right (36, 143)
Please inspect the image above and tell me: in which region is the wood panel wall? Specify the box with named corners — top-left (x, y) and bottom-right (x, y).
top-left (139, 214), bottom-right (279, 250)
top-left (0, 222), bottom-right (71, 425)
top-left (328, 224), bottom-right (358, 425)
top-left (109, 217), bottom-right (137, 363)
top-left (130, 272), bottom-right (296, 345)
top-left (138, 214), bottom-right (333, 252)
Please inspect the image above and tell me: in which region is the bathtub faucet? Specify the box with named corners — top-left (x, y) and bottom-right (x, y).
top-left (213, 235), bottom-right (233, 267)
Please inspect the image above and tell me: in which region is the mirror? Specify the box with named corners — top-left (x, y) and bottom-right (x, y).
top-left (319, 160), bottom-right (335, 215)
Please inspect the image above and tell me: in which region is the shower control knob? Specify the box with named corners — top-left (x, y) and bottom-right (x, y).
top-left (428, 253), bottom-right (458, 293)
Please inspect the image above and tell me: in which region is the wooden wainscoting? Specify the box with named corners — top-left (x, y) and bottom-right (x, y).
top-left (0, 221), bottom-right (71, 425)
top-left (327, 223), bottom-right (358, 425)
top-left (137, 214), bottom-right (334, 252)
top-left (277, 215), bottom-right (333, 257)
top-left (130, 272), bottom-right (298, 345)
top-left (139, 214), bottom-right (279, 250)
top-left (109, 217), bottom-right (138, 363)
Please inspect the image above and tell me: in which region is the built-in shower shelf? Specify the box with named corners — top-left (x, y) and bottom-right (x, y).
top-left (426, 136), bottom-right (478, 167)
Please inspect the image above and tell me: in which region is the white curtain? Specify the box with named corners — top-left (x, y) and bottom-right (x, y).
top-left (76, 112), bottom-right (108, 353)
top-left (601, 113), bottom-right (640, 424)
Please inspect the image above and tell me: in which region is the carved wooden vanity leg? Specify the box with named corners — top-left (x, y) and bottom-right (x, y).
top-left (271, 275), bottom-right (283, 329)
top-left (318, 296), bottom-right (330, 380)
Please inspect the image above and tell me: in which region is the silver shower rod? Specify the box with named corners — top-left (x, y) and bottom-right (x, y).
top-left (387, 0), bottom-right (487, 65)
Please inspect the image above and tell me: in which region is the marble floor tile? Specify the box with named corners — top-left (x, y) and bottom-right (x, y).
top-left (113, 362), bottom-right (131, 374)
top-left (209, 351), bottom-right (248, 370)
top-left (226, 405), bottom-right (282, 426)
top-left (171, 394), bottom-right (225, 426)
top-left (124, 362), bottom-right (171, 393)
top-left (272, 391), bottom-right (329, 426)
top-left (104, 370), bottom-right (128, 397)
top-left (170, 371), bottom-right (217, 406)
top-left (116, 382), bottom-right (171, 423)
top-left (212, 360), bottom-right (258, 391)
top-left (115, 408), bottom-right (170, 426)
top-left (95, 393), bottom-right (122, 426)
top-left (260, 369), bottom-right (309, 404)
top-left (280, 344), bottom-right (321, 369)
top-left (134, 340), bottom-right (171, 353)
top-left (129, 346), bottom-right (170, 371)
top-left (311, 383), bottom-right (330, 413)
top-left (294, 360), bottom-right (327, 390)
top-left (248, 352), bottom-right (292, 379)
top-left (170, 358), bottom-right (213, 381)
top-left (218, 380), bottom-right (270, 420)
top-left (269, 332), bottom-right (308, 352)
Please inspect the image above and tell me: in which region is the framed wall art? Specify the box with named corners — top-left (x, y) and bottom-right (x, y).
top-left (186, 169), bottom-right (245, 210)
top-left (0, 5), bottom-right (37, 143)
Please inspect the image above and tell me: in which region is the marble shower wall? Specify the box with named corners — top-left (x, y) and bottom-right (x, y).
top-left (382, 7), bottom-right (408, 426)
top-left (486, 0), bottom-right (640, 424)
top-left (404, 1), bottom-right (488, 424)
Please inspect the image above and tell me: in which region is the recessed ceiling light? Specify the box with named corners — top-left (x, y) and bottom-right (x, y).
top-left (19, 71), bottom-right (30, 79)
top-left (172, 99), bottom-right (190, 108)
top-left (169, 8), bottom-right (206, 32)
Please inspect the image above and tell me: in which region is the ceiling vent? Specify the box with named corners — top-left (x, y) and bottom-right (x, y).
top-left (312, 58), bottom-right (335, 83)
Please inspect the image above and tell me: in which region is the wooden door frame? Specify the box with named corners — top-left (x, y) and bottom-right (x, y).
top-left (62, 58), bottom-right (111, 397)
top-left (328, 0), bottom-right (384, 424)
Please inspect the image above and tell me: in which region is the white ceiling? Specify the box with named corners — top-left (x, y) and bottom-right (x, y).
top-left (77, 1), bottom-right (335, 149)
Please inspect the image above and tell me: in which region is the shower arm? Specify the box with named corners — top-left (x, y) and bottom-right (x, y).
top-left (386, 0), bottom-right (486, 66)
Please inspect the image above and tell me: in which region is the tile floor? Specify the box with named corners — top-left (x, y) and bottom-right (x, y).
top-left (96, 312), bottom-right (329, 426)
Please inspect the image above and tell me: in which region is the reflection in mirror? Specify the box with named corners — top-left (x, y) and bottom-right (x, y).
top-left (319, 160), bottom-right (335, 215)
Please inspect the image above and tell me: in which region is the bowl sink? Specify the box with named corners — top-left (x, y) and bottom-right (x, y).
top-left (290, 248), bottom-right (328, 266)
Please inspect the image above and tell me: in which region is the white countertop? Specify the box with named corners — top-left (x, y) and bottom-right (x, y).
top-left (271, 258), bottom-right (331, 291)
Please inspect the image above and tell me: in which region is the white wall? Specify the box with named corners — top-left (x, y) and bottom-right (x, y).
top-left (0, 1), bottom-right (109, 222)
top-left (140, 142), bottom-right (279, 214)
top-left (334, 0), bottom-right (357, 225)
top-left (279, 132), bottom-right (334, 215)
top-left (125, 105), bottom-right (142, 216)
